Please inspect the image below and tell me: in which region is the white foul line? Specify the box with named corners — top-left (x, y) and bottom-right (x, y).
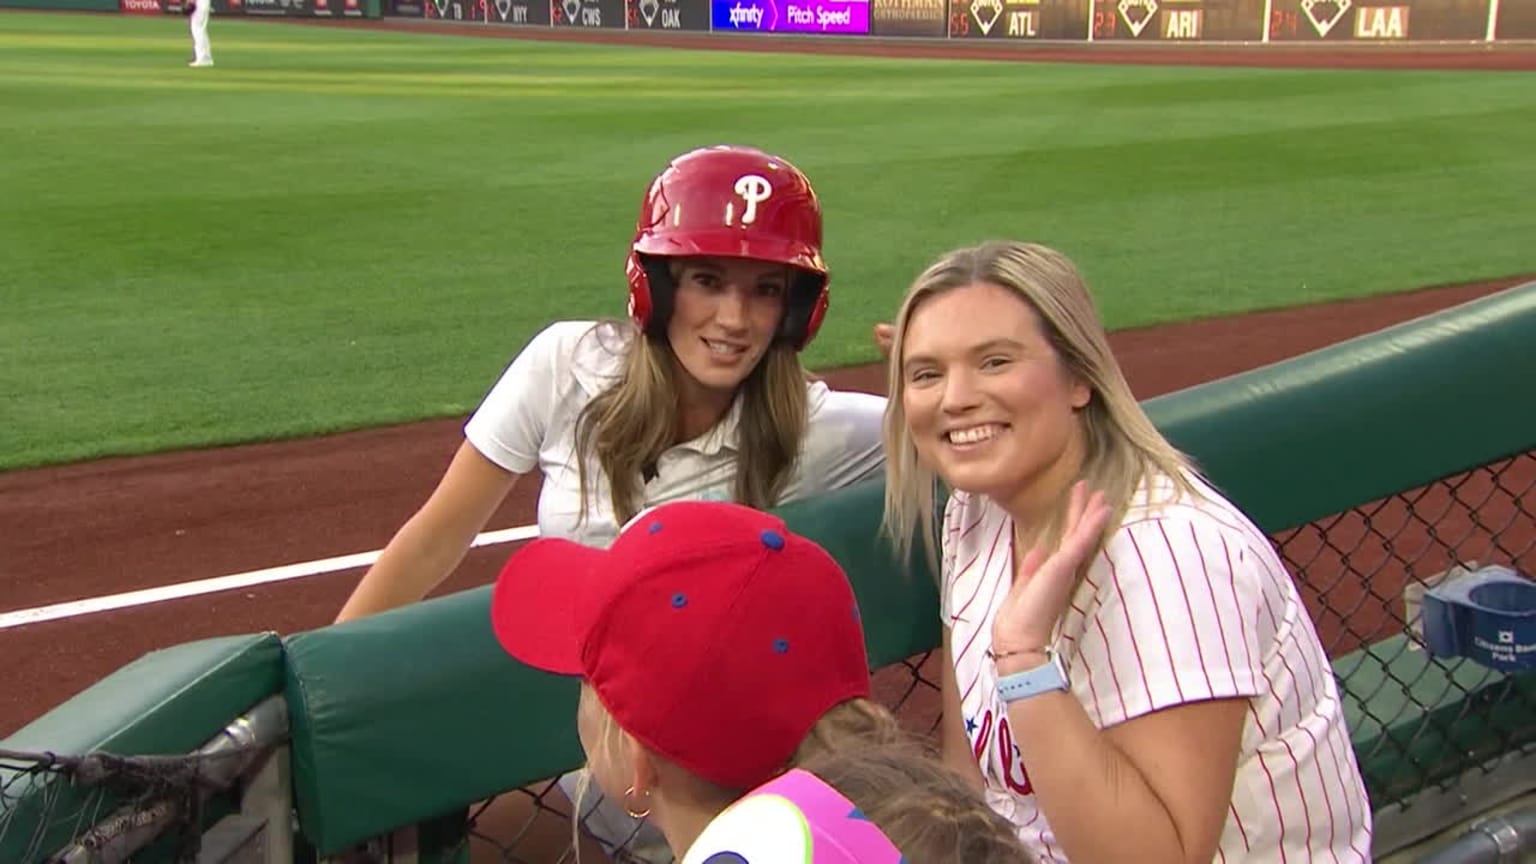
top-left (0, 524), bottom-right (541, 632)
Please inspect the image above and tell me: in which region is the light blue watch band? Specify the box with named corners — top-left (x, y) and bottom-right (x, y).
top-left (996, 651), bottom-right (1068, 703)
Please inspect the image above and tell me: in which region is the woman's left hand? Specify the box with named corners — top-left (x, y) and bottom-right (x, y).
top-left (991, 481), bottom-right (1112, 655)
top-left (872, 323), bottom-right (894, 358)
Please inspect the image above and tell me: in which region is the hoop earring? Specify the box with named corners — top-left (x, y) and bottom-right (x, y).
top-left (623, 785), bottom-right (652, 819)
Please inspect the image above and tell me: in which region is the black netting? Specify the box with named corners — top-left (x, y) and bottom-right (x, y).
top-left (1277, 452), bottom-right (1535, 810)
top-left (0, 744), bottom-right (264, 864)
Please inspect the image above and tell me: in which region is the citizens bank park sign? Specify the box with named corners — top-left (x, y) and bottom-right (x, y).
top-left (396, 0), bottom-right (1531, 41)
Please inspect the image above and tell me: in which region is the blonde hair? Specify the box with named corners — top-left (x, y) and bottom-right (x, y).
top-left (572, 689), bottom-right (910, 842)
top-left (571, 276), bottom-right (810, 527)
top-left (799, 746), bottom-right (1037, 863)
top-left (882, 240), bottom-right (1205, 571)
top-left (576, 688), bottom-right (1027, 862)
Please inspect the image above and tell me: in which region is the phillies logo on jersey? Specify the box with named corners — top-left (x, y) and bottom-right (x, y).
top-left (728, 174), bottom-right (773, 226)
top-left (969, 708), bottom-right (1035, 795)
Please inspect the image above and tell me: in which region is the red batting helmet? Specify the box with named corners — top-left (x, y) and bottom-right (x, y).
top-left (626, 145), bottom-right (830, 351)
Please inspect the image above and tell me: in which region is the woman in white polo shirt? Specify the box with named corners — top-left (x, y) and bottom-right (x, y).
top-left (334, 144), bottom-right (887, 862)
top-left (881, 240), bottom-right (1370, 864)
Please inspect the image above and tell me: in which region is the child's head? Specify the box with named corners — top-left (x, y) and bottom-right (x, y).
top-left (491, 500), bottom-right (885, 851)
top-left (679, 746), bottom-right (1034, 863)
top-left (571, 681), bottom-right (906, 824)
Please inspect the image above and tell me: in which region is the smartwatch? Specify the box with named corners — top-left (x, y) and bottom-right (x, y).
top-left (996, 649), bottom-right (1069, 703)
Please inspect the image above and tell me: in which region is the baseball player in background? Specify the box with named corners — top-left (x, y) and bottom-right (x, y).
top-left (880, 240), bottom-right (1372, 863)
top-left (335, 144), bottom-right (889, 860)
top-left (186, 0), bottom-right (213, 67)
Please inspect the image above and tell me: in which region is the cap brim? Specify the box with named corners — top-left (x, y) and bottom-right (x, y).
top-left (490, 538), bottom-right (605, 677)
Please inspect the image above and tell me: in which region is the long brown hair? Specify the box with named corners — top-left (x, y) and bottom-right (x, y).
top-left (571, 319), bottom-right (808, 528)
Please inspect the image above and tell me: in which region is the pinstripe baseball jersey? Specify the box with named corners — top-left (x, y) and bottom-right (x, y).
top-left (942, 471), bottom-right (1371, 864)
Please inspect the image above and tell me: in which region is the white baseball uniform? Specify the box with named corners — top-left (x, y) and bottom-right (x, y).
top-left (465, 318), bottom-right (888, 862)
top-left (465, 319), bottom-right (887, 549)
top-left (942, 470), bottom-right (1371, 864)
top-left (187, 0), bottom-right (212, 66)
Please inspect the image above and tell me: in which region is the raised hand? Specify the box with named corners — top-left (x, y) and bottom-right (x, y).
top-left (991, 481), bottom-right (1112, 657)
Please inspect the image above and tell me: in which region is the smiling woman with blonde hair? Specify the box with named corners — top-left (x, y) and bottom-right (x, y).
top-left (881, 240), bottom-right (1371, 864)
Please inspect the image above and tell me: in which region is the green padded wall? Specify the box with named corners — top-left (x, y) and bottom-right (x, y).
top-left (1143, 282), bottom-right (1536, 534)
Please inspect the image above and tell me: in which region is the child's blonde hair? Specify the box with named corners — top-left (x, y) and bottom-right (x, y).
top-left (572, 685), bottom-right (910, 855)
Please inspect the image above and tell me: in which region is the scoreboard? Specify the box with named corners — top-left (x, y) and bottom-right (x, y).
top-left (553, 0), bottom-right (625, 26)
top-left (1089, 0), bottom-right (1263, 41)
top-left (627, 0), bottom-right (711, 29)
top-left (391, 0), bottom-right (1518, 42)
top-left (948, 0), bottom-right (1088, 39)
top-left (939, 0), bottom-right (1497, 41)
top-left (1266, 0), bottom-right (1491, 41)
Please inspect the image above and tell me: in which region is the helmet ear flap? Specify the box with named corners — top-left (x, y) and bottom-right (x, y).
top-left (630, 253), bottom-right (677, 337)
top-left (625, 251), bottom-right (652, 329)
top-left (779, 270), bottom-right (829, 350)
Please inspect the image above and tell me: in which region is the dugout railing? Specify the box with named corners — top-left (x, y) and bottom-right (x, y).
top-left (2, 281), bottom-right (1533, 864)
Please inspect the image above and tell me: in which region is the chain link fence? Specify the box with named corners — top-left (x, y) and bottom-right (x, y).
top-left (456, 451), bottom-right (1535, 864)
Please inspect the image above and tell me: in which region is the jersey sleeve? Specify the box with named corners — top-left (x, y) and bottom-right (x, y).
top-left (785, 382), bottom-right (888, 498)
top-left (1072, 514), bottom-right (1266, 729)
top-left (463, 321), bottom-right (586, 475)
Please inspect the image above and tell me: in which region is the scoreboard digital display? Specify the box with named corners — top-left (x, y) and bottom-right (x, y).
top-left (627, 0), bottom-right (710, 29)
top-left (552, 0), bottom-right (625, 27)
top-left (1090, 0), bottom-right (1264, 41)
top-left (425, 0), bottom-right (485, 20)
top-left (485, 0), bottom-right (551, 24)
top-left (1266, 0), bottom-right (1490, 41)
top-left (948, 0), bottom-right (1088, 39)
top-left (710, 0), bottom-right (871, 33)
top-left (360, 0), bottom-right (1517, 41)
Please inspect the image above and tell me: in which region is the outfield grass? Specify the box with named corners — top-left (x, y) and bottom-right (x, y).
top-left (2, 12), bottom-right (1533, 471)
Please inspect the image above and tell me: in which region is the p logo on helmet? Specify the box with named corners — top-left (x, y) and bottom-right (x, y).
top-left (730, 174), bottom-right (774, 226)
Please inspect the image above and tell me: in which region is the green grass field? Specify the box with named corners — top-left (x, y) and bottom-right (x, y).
top-left (2, 12), bottom-right (1533, 471)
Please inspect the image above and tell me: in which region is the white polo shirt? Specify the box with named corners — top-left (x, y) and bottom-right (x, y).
top-left (464, 320), bottom-right (888, 549)
top-left (942, 471), bottom-right (1371, 864)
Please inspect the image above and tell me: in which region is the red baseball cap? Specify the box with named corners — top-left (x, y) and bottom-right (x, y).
top-left (490, 500), bottom-right (873, 792)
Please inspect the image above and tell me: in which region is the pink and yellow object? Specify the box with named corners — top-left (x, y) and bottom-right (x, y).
top-left (681, 769), bottom-right (905, 864)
